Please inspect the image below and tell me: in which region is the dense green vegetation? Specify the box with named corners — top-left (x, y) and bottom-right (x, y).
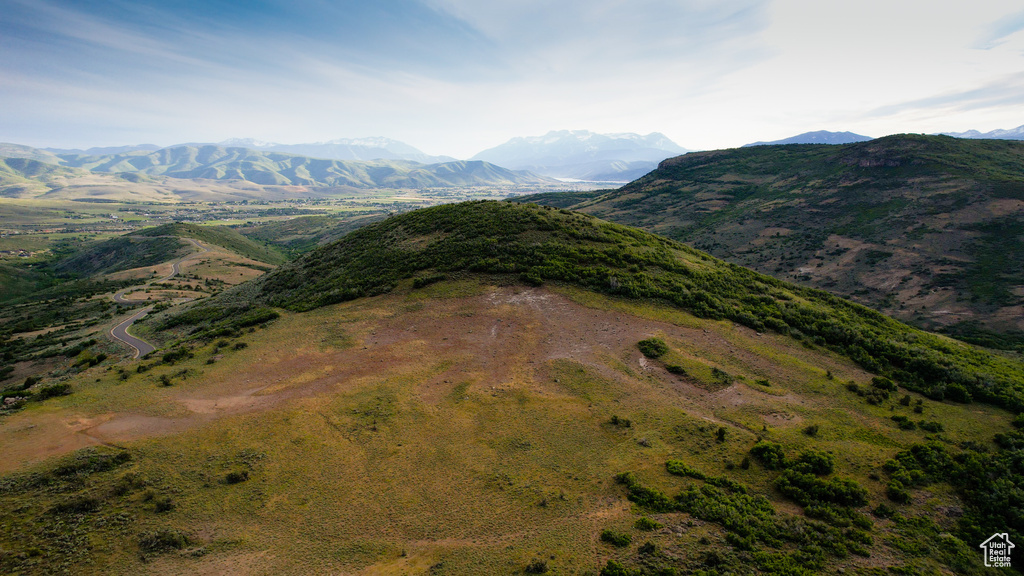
top-left (513, 135), bottom-right (1024, 349)
top-left (164, 200), bottom-right (1024, 412)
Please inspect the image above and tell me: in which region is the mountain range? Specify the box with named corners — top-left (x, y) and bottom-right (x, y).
top-left (0, 144), bottom-right (554, 190)
top-left (514, 134), bottom-right (1024, 350)
top-left (941, 124), bottom-right (1024, 140)
top-left (471, 130), bottom-right (689, 182)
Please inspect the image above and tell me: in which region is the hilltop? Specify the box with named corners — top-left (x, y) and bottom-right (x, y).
top-left (167, 201), bottom-right (1024, 411)
top-left (515, 135), bottom-right (1024, 350)
top-left (1, 201), bottom-right (1023, 575)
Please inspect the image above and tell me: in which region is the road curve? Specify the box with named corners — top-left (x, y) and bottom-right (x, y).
top-left (109, 237), bottom-right (210, 357)
top-left (110, 306), bottom-right (156, 359)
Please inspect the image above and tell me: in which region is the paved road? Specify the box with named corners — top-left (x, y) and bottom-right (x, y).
top-left (110, 306), bottom-right (155, 359)
top-left (109, 237), bottom-right (210, 357)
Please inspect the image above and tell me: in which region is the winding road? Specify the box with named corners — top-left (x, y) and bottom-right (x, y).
top-left (109, 237), bottom-right (210, 359)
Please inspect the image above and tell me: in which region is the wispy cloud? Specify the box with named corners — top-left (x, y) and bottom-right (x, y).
top-left (866, 72), bottom-right (1024, 117)
top-left (975, 9), bottom-right (1024, 49)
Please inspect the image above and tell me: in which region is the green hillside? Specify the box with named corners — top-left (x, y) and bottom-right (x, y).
top-left (167, 201), bottom-right (1024, 412)
top-left (135, 222), bottom-right (286, 265)
top-left (513, 135), bottom-right (1024, 350)
top-left (237, 213), bottom-right (388, 257)
top-left (0, 158), bottom-right (85, 195)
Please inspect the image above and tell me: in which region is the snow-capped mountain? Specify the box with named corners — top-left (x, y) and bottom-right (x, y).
top-left (470, 130), bottom-right (689, 182)
top-left (941, 125), bottom-right (1024, 141)
top-left (743, 130), bottom-right (873, 147)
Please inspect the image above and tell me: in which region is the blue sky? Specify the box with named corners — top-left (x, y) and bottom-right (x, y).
top-left (2, 0), bottom-right (1024, 157)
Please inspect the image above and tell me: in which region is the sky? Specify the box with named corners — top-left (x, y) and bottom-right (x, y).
top-left (2, 0), bottom-right (1024, 157)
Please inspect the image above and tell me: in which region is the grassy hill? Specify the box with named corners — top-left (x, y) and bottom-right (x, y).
top-left (0, 158), bottom-right (87, 196)
top-left (135, 223), bottom-right (287, 266)
top-left (2, 201), bottom-right (1023, 575)
top-left (181, 201), bottom-right (1023, 412)
top-left (237, 214), bottom-right (388, 257)
top-left (46, 222), bottom-right (284, 283)
top-left (513, 135), bottom-right (1024, 350)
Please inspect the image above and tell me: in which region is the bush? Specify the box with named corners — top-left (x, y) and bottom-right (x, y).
top-left (886, 481), bottom-right (912, 504)
top-left (524, 559), bottom-right (548, 574)
top-left (945, 383), bottom-right (972, 403)
top-left (750, 441), bottom-right (788, 470)
top-left (138, 528), bottom-right (190, 553)
top-left (610, 415), bottom-right (632, 428)
top-left (637, 338), bottom-right (669, 358)
top-left (666, 460), bottom-right (706, 480)
top-left (225, 470), bottom-right (249, 484)
top-left (635, 517), bottom-right (663, 531)
top-left (891, 415), bottom-right (916, 430)
top-left (803, 424), bottom-right (819, 437)
top-left (792, 450), bottom-right (835, 475)
top-left (665, 364), bottom-right (686, 375)
top-left (871, 376), bottom-right (897, 391)
top-left (35, 383), bottom-right (71, 400)
top-left (600, 529), bottom-right (632, 547)
top-left (776, 470), bottom-right (868, 507)
top-left (918, 421), bottom-right (944, 433)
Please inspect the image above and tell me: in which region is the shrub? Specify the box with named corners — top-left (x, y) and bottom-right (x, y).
top-left (918, 421), bottom-right (944, 433)
top-left (716, 427), bottom-right (727, 442)
top-left (610, 415), bottom-right (631, 428)
top-left (776, 470), bottom-right (868, 507)
top-left (665, 364), bottom-right (686, 375)
top-left (891, 415), bottom-right (916, 430)
top-left (886, 481), bottom-right (912, 504)
top-left (871, 376), bottom-right (897, 391)
top-left (635, 517), bottom-right (663, 531)
top-left (138, 528), bottom-right (190, 553)
top-left (792, 450), bottom-right (834, 475)
top-left (803, 424), bottom-right (819, 437)
top-left (750, 441), bottom-right (787, 470)
top-left (945, 383), bottom-right (972, 403)
top-left (233, 342), bottom-right (248, 350)
top-left (600, 529), bottom-right (632, 547)
top-left (524, 560), bottom-right (548, 574)
top-left (637, 338), bottom-right (669, 358)
top-left (50, 495), bottom-right (101, 515)
top-left (666, 460), bottom-right (706, 480)
top-left (153, 495), bottom-right (175, 513)
top-left (711, 367), bottom-right (733, 385)
top-left (35, 383), bottom-right (71, 400)
top-left (225, 470), bottom-right (249, 484)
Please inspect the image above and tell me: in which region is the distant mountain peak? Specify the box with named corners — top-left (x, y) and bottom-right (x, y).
top-left (743, 130), bottom-right (873, 147)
